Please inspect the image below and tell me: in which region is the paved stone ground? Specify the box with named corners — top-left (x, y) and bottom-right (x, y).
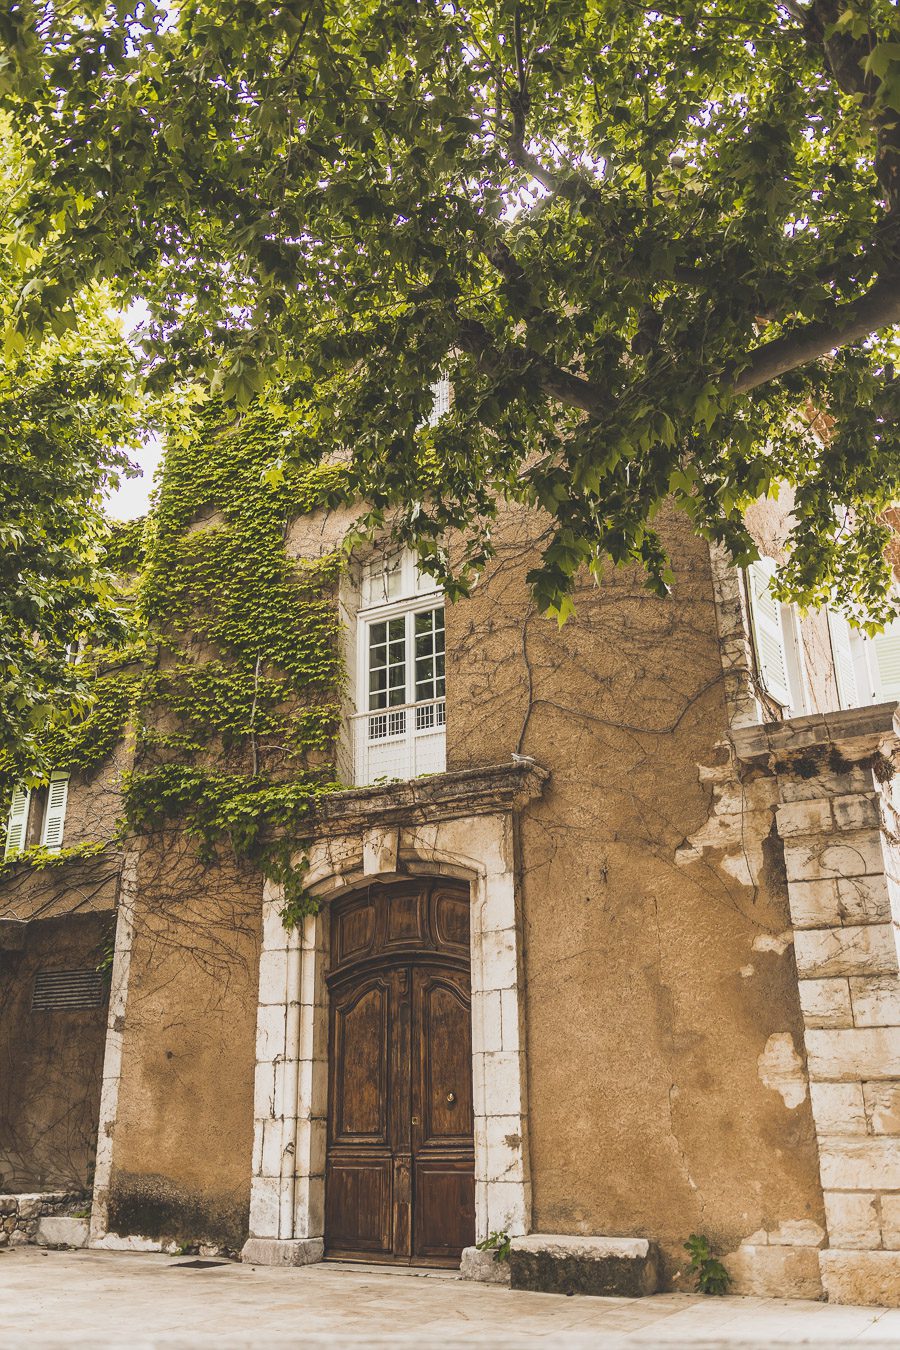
top-left (3, 1248), bottom-right (900, 1348)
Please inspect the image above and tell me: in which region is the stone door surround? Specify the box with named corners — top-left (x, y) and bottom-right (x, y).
top-left (241, 760), bottom-right (549, 1266)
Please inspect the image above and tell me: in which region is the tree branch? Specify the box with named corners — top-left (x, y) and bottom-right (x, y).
top-left (456, 318), bottom-right (606, 414)
top-left (733, 270), bottom-right (900, 393)
top-left (458, 265), bottom-right (900, 419)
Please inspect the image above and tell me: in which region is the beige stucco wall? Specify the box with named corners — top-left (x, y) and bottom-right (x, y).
top-left (103, 838), bottom-right (262, 1251)
top-left (445, 503), bottom-right (826, 1285)
top-left (98, 493), bottom-right (832, 1278)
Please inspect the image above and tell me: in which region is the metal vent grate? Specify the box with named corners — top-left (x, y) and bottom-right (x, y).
top-left (32, 969), bottom-right (108, 1012)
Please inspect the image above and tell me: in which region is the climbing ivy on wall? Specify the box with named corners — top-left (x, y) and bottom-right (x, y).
top-left (1, 403), bottom-right (348, 916)
top-left (124, 403), bottom-right (346, 914)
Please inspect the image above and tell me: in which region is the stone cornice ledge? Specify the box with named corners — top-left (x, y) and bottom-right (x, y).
top-left (309, 760), bottom-right (550, 837)
top-left (731, 701), bottom-right (900, 769)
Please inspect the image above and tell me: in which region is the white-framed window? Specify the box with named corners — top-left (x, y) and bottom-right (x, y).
top-left (828, 610), bottom-right (900, 709)
top-left (3, 771), bottom-right (70, 860)
top-left (746, 557), bottom-right (809, 716)
top-left (352, 551), bottom-right (447, 785)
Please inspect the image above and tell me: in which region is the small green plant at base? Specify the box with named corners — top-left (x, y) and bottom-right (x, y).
top-left (684, 1233), bottom-right (731, 1295)
top-left (476, 1230), bottom-right (511, 1263)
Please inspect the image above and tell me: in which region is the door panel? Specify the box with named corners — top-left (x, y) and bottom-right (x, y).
top-left (325, 881), bottom-right (475, 1266)
top-left (384, 888), bottom-right (425, 947)
top-left (330, 977), bottom-right (390, 1143)
top-left (325, 1157), bottom-right (393, 1256)
top-left (411, 965), bottom-right (474, 1262)
top-left (332, 894), bottom-right (377, 968)
top-left (415, 973), bottom-right (474, 1144)
top-left (413, 1159), bottom-right (476, 1261)
top-left (430, 889), bottom-right (470, 953)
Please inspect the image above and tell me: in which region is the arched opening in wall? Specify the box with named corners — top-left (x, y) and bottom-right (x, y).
top-left (324, 878), bottom-right (475, 1267)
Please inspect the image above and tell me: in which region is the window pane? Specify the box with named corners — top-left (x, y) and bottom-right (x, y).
top-left (413, 607), bottom-right (443, 702)
top-left (388, 670), bottom-right (406, 706)
top-left (369, 617), bottom-right (407, 711)
top-left (384, 556), bottom-right (403, 600)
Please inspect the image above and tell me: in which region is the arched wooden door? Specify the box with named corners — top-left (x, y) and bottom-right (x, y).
top-left (324, 879), bottom-right (475, 1266)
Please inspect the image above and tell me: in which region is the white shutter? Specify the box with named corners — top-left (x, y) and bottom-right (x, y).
top-left (871, 620), bottom-right (900, 701)
top-left (427, 376), bottom-right (451, 426)
top-left (40, 772), bottom-right (69, 851)
top-left (828, 611), bottom-right (859, 709)
top-left (747, 559), bottom-right (793, 708)
top-left (4, 786), bottom-right (31, 859)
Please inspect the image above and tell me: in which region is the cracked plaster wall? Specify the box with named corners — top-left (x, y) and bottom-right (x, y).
top-left (444, 500), bottom-right (825, 1291)
top-left (82, 492), bottom-right (839, 1289)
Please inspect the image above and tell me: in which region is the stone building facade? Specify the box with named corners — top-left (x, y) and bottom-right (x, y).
top-left (3, 480), bottom-right (900, 1303)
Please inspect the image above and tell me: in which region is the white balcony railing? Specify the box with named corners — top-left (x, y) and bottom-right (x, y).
top-left (352, 698), bottom-right (446, 785)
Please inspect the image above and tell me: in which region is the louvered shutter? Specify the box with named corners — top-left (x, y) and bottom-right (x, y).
top-left (828, 611), bottom-right (859, 709)
top-left (871, 620), bottom-right (900, 701)
top-left (427, 377), bottom-right (451, 426)
top-left (40, 772), bottom-right (69, 851)
top-left (747, 559), bottom-right (793, 707)
top-left (4, 786), bottom-right (31, 859)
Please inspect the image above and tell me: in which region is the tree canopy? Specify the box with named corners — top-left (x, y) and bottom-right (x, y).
top-left (3, 1), bottom-right (900, 621)
top-left (0, 115), bottom-right (145, 770)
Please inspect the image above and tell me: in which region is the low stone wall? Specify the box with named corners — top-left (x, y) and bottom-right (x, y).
top-left (0, 1192), bottom-right (91, 1248)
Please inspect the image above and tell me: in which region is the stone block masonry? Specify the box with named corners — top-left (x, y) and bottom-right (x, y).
top-left (508, 1235), bottom-right (659, 1298)
top-left (0, 1192), bottom-right (90, 1247)
top-left (733, 704), bottom-right (900, 1306)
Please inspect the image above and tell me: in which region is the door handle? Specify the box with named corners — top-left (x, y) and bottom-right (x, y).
top-left (411, 1115), bottom-right (420, 1125)
top-left (446, 1091), bottom-right (456, 1105)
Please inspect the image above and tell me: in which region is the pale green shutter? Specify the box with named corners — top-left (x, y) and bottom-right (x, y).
top-left (871, 620), bottom-right (900, 701)
top-left (4, 786), bottom-right (31, 859)
top-left (40, 772), bottom-right (69, 851)
top-left (828, 611), bottom-right (859, 709)
top-left (747, 559), bottom-right (793, 707)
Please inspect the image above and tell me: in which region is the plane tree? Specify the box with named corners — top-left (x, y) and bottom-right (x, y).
top-left (3, 0), bottom-right (899, 620)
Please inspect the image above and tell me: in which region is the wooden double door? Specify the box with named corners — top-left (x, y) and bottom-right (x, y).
top-left (324, 879), bottom-right (475, 1266)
